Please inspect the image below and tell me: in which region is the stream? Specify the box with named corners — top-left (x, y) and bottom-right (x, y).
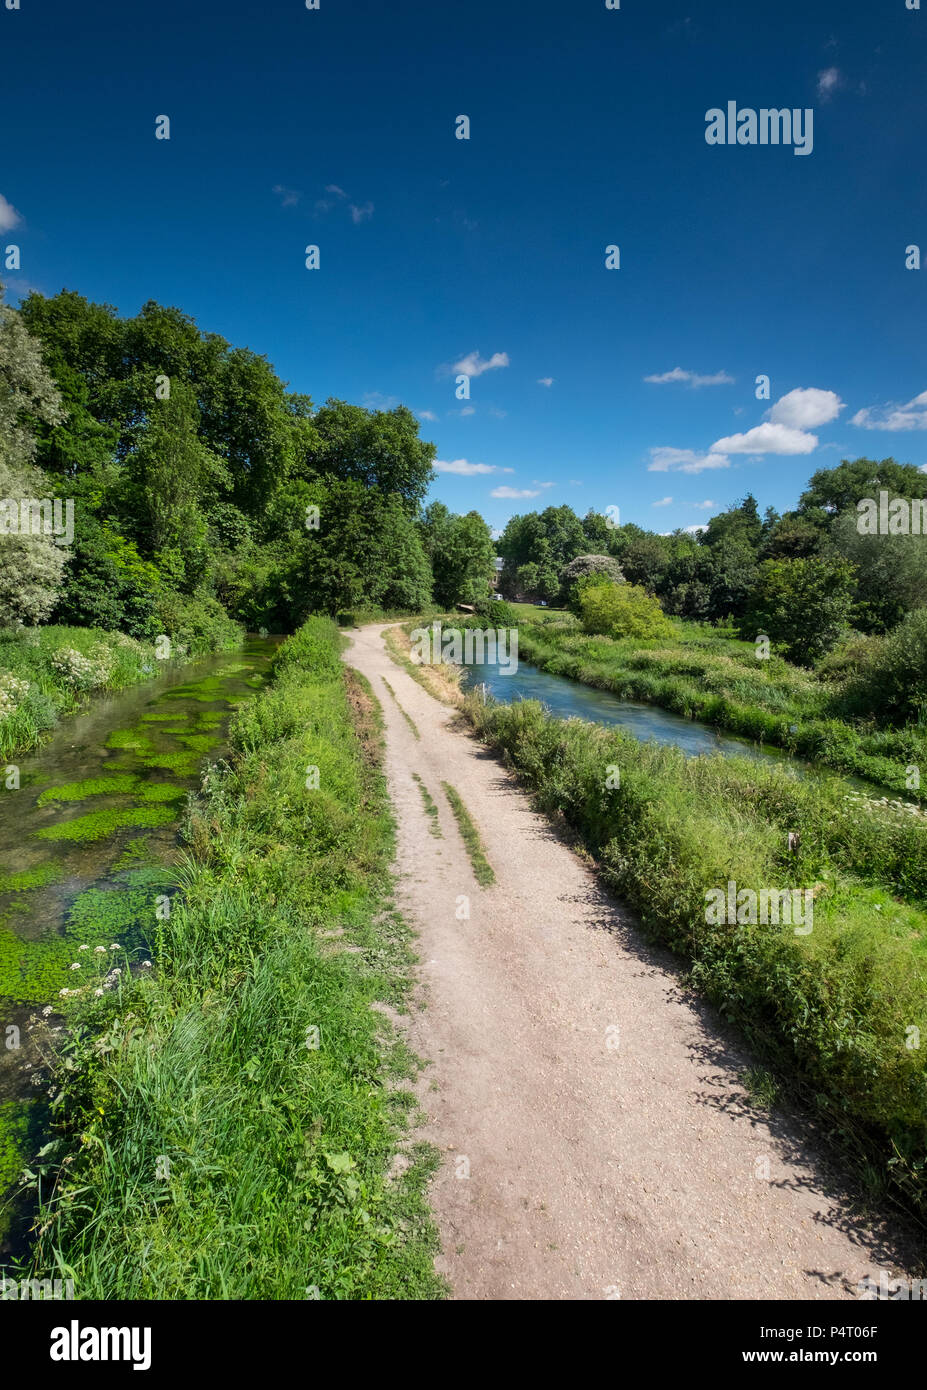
top-left (0, 635), bottom-right (280, 1255)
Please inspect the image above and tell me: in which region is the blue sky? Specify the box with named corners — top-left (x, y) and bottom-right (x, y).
top-left (2, 0), bottom-right (925, 536)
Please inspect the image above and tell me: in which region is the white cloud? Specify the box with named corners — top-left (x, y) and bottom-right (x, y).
top-left (852, 390), bottom-right (927, 431)
top-left (537, 377), bottom-right (554, 387)
top-left (489, 407), bottom-right (507, 418)
top-left (362, 391), bottom-right (400, 410)
top-left (434, 459), bottom-right (513, 476)
top-left (417, 410), bottom-right (438, 422)
top-left (644, 367), bottom-right (734, 388)
top-left (652, 496), bottom-right (674, 507)
top-left (532, 480), bottom-right (556, 489)
top-left (491, 486), bottom-right (541, 499)
top-left (451, 350), bottom-right (510, 378)
top-left (272, 184), bottom-right (301, 207)
top-left (683, 523), bottom-right (708, 534)
top-left (694, 499), bottom-right (716, 510)
top-left (817, 67), bottom-right (841, 100)
top-left (349, 202), bottom-right (374, 224)
top-left (325, 184), bottom-right (347, 198)
top-left (768, 387), bottom-right (843, 429)
top-left (0, 194), bottom-right (22, 233)
top-left (648, 447), bottom-right (731, 474)
top-left (710, 422), bottom-right (817, 455)
top-left (458, 405), bottom-right (475, 417)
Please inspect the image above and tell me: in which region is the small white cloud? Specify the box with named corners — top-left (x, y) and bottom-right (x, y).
top-left (350, 202), bottom-right (374, 224)
top-left (537, 377), bottom-right (554, 387)
top-left (694, 500), bottom-right (716, 510)
top-left (644, 367), bottom-right (734, 388)
top-left (272, 184), bottom-right (302, 207)
top-left (768, 387), bottom-right (843, 429)
top-left (532, 480), bottom-right (556, 489)
top-left (362, 392), bottom-right (400, 410)
top-left (817, 67), bottom-right (841, 100)
top-left (458, 405), bottom-right (475, 417)
top-left (326, 185), bottom-right (348, 198)
top-left (852, 390), bottom-right (927, 431)
top-left (489, 407), bottom-right (507, 418)
top-left (710, 422), bottom-right (817, 455)
top-left (683, 523), bottom-right (708, 534)
top-left (451, 350), bottom-right (510, 378)
top-left (435, 459), bottom-right (512, 476)
top-left (491, 486), bottom-right (541, 499)
top-left (417, 410), bottom-right (438, 422)
top-left (0, 194), bottom-right (22, 233)
top-left (649, 447), bottom-right (731, 474)
top-left (652, 496), bottom-right (674, 507)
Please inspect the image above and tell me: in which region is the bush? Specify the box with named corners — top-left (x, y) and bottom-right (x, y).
top-left (846, 608), bottom-right (927, 725)
top-left (471, 596), bottom-right (518, 627)
top-left (579, 581), bottom-right (674, 641)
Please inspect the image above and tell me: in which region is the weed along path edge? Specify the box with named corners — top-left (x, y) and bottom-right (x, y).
top-left (343, 623), bottom-right (912, 1301)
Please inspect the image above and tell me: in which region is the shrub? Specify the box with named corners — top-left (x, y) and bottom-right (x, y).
top-left (579, 580), bottom-right (675, 641)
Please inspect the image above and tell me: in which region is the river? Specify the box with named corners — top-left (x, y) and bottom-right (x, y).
top-left (0, 635), bottom-right (279, 1255)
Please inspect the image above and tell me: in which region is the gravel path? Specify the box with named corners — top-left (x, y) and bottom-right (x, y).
top-left (344, 623), bottom-right (909, 1301)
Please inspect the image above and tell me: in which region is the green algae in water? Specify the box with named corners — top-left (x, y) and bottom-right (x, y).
top-left (0, 1100), bottom-right (30, 1196)
top-left (136, 783), bottom-right (185, 803)
top-left (37, 774), bottom-right (139, 805)
top-left (140, 752), bottom-right (201, 775)
top-left (34, 805), bottom-right (177, 843)
top-left (140, 713), bottom-right (188, 722)
top-left (175, 734), bottom-right (221, 753)
top-left (0, 863), bottom-right (64, 893)
top-left (112, 837), bottom-right (152, 870)
top-left (105, 729), bottom-right (156, 753)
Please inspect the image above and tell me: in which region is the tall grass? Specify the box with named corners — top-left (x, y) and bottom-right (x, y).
top-left (22, 618), bottom-right (443, 1299)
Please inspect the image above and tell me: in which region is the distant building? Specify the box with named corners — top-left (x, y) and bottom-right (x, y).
top-left (490, 556), bottom-right (504, 591)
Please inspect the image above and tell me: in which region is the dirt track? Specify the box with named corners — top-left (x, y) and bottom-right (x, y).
top-left (344, 623), bottom-right (909, 1301)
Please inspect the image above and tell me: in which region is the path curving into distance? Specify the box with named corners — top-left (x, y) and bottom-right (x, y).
top-left (343, 623), bottom-right (912, 1301)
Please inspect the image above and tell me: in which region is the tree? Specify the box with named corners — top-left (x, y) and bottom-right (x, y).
top-left (0, 286), bottom-right (69, 625)
top-left (799, 457), bottom-right (927, 516)
top-left (831, 507), bottom-right (927, 634)
top-left (421, 502), bottom-right (494, 607)
top-left (743, 556), bottom-right (857, 663)
top-left (308, 399), bottom-right (435, 512)
top-left (560, 553), bottom-right (625, 611)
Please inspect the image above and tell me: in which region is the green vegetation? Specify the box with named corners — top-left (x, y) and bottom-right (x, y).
top-left (34, 805), bottom-right (177, 843)
top-left (24, 619), bottom-right (443, 1298)
top-left (579, 580), bottom-right (675, 641)
top-left (464, 692), bottom-right (927, 1217)
top-left (441, 782), bottom-right (495, 886)
top-left (381, 678), bottom-right (421, 740)
top-left (412, 773), bottom-right (442, 837)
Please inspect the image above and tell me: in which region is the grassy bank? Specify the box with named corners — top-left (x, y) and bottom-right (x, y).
top-left (464, 691), bottom-right (927, 1219)
top-left (0, 617), bottom-right (243, 763)
top-left (18, 618), bottom-right (443, 1298)
top-left (515, 616), bottom-right (927, 799)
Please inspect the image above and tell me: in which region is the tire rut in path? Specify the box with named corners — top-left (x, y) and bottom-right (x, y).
top-left (344, 623), bottom-right (909, 1301)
